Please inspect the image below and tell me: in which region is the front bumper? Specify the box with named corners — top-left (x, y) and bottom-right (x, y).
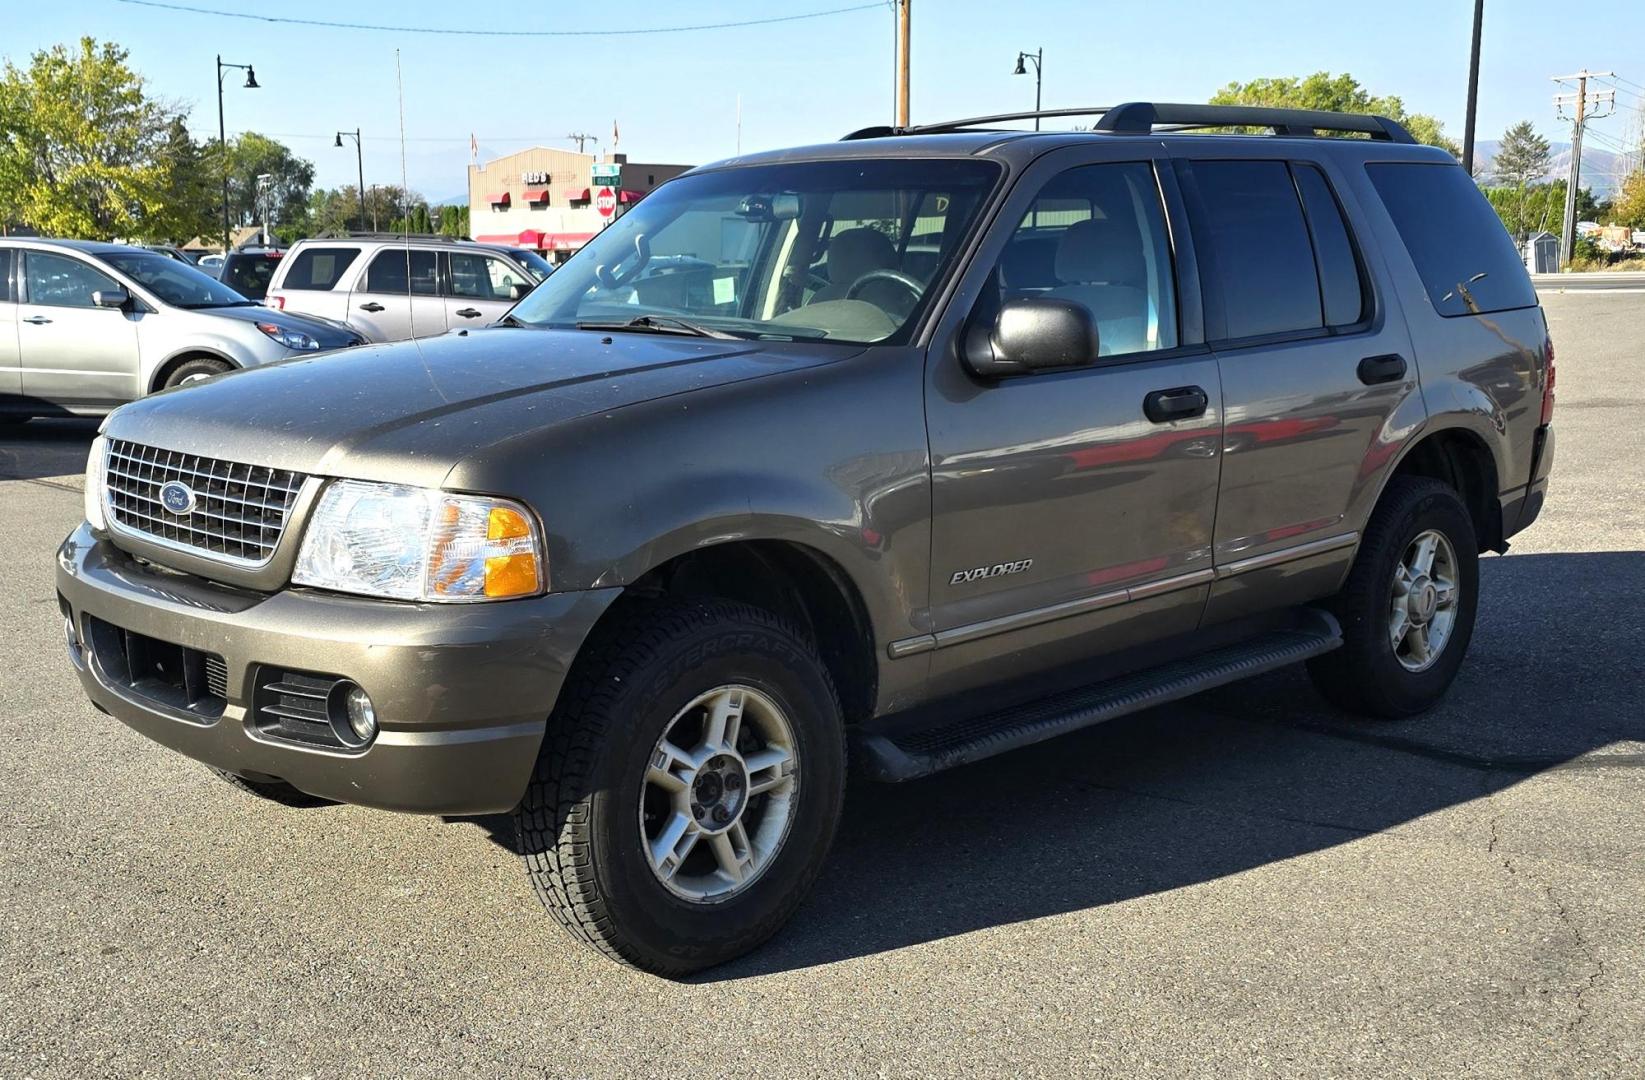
top-left (56, 523), bottom-right (619, 814)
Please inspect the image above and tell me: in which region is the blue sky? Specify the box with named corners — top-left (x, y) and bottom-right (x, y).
top-left (7, 0), bottom-right (1644, 201)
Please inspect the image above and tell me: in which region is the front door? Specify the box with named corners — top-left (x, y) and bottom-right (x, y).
top-left (1170, 154), bottom-right (1420, 623)
top-left (922, 149), bottom-right (1223, 698)
top-left (17, 250), bottom-right (140, 407)
top-left (348, 247), bottom-right (446, 341)
top-left (443, 250), bottom-right (529, 328)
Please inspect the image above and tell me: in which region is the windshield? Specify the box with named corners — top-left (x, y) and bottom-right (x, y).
top-left (508, 249), bottom-right (554, 282)
top-left (95, 250), bottom-right (254, 308)
top-left (508, 159), bottom-right (1000, 344)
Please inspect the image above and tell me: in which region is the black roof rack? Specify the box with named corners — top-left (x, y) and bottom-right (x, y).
top-left (340, 231), bottom-right (477, 243)
top-left (842, 102), bottom-right (1415, 144)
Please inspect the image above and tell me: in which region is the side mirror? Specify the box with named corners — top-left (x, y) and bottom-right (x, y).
top-left (92, 288), bottom-right (131, 310)
top-left (963, 296), bottom-right (1099, 378)
top-left (509, 282), bottom-right (532, 301)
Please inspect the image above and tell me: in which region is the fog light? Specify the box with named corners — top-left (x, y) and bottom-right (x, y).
top-left (344, 685), bottom-right (377, 742)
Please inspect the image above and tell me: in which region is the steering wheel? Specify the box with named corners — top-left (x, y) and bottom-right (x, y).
top-left (845, 268), bottom-right (924, 313)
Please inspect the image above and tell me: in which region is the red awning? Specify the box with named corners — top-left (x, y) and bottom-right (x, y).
top-left (617, 189), bottom-right (647, 204)
top-left (484, 191), bottom-right (510, 206)
top-left (473, 230), bottom-right (595, 251)
top-left (521, 189), bottom-right (550, 204)
top-left (563, 186), bottom-right (590, 201)
top-left (543, 232), bottom-right (595, 250)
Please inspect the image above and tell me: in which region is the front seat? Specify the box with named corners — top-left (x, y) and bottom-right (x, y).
top-left (810, 227), bottom-right (897, 302)
top-left (1045, 218), bottom-right (1153, 355)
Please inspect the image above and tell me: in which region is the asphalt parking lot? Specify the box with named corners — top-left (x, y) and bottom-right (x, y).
top-left (2, 290), bottom-right (1641, 1078)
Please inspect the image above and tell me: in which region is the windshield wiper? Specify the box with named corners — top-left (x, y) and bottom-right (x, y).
top-left (496, 312), bottom-right (531, 328)
top-left (575, 314), bottom-right (741, 340)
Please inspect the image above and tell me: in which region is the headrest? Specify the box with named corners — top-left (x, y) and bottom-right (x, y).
top-left (1053, 217), bottom-right (1146, 285)
top-left (827, 227), bottom-right (896, 284)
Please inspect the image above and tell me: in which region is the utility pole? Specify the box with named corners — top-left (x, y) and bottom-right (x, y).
top-left (1461, 0), bottom-right (1484, 175)
top-left (566, 132), bottom-right (598, 153)
top-left (896, 0), bottom-right (911, 128)
top-left (1552, 71), bottom-right (1616, 267)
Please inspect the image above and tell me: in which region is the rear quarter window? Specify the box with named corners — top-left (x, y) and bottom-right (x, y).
top-left (280, 247), bottom-right (360, 291)
top-left (1366, 162), bottom-right (1536, 317)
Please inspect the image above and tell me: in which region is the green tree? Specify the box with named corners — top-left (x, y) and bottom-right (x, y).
top-left (435, 203), bottom-right (470, 238)
top-left (0, 38), bottom-right (178, 238)
top-left (222, 132), bottom-right (314, 231)
top-left (145, 117), bottom-right (217, 242)
top-left (1209, 72), bottom-right (1458, 155)
top-left (1489, 121), bottom-right (1552, 238)
top-left (1613, 171), bottom-right (1645, 230)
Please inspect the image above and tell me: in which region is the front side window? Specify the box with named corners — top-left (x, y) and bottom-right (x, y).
top-left (509, 159), bottom-right (1001, 344)
top-left (364, 249), bottom-right (439, 296)
top-left (1367, 162), bottom-right (1537, 317)
top-left (94, 250), bottom-right (252, 309)
top-left (24, 251), bottom-right (119, 309)
top-left (281, 247), bottom-right (360, 291)
top-left (448, 252), bottom-right (525, 300)
top-left (986, 162), bottom-right (1178, 357)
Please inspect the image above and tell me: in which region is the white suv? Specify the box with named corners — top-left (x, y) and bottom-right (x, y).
top-left (266, 236), bottom-right (551, 342)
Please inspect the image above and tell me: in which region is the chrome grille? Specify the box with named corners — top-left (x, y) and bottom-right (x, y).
top-left (104, 440), bottom-right (307, 566)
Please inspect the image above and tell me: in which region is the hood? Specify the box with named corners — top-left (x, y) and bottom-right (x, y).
top-left (103, 327), bottom-right (854, 488)
top-left (195, 303), bottom-right (361, 346)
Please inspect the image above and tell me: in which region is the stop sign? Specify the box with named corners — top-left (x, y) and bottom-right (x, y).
top-left (595, 187), bottom-right (617, 218)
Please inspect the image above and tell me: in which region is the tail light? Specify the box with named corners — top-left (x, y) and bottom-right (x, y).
top-left (1540, 332), bottom-right (1555, 426)
top-left (268, 294), bottom-right (285, 310)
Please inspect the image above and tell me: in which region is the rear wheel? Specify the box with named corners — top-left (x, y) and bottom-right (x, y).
top-left (1308, 477), bottom-right (1479, 718)
top-left (162, 357), bottom-right (231, 389)
top-left (514, 599), bottom-right (846, 976)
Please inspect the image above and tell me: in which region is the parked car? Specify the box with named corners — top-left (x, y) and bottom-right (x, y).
top-left (265, 235), bottom-right (546, 341)
top-left (196, 252), bottom-right (224, 274)
top-left (57, 102), bottom-right (1554, 976)
top-left (139, 244), bottom-right (198, 265)
top-left (216, 246), bottom-right (284, 301)
top-left (0, 238), bottom-right (362, 416)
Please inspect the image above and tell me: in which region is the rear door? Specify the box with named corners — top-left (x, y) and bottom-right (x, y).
top-left (266, 245), bottom-right (361, 322)
top-left (1173, 150), bottom-right (1419, 624)
top-left (17, 249), bottom-right (141, 407)
top-left (443, 250), bottom-right (530, 328)
top-left (348, 247), bottom-right (446, 341)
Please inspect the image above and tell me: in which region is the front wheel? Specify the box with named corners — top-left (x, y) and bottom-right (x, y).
top-left (1308, 477), bottom-right (1480, 718)
top-left (514, 599), bottom-right (846, 976)
top-left (162, 357), bottom-right (231, 389)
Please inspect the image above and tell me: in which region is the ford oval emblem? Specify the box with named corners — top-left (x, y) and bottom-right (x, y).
top-left (159, 480), bottom-right (197, 515)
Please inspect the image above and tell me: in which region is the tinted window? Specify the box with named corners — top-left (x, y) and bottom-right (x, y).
top-left (282, 247), bottom-right (360, 291)
top-left (448, 252), bottom-right (525, 300)
top-left (988, 162), bottom-right (1178, 356)
top-left (364, 249), bottom-right (438, 296)
top-left (23, 251), bottom-right (119, 308)
top-left (221, 254), bottom-right (280, 300)
top-left (1367, 162), bottom-right (1537, 317)
top-left (1292, 164), bottom-right (1367, 327)
top-left (0, 248), bottom-right (12, 303)
top-left (1189, 160), bottom-right (1321, 339)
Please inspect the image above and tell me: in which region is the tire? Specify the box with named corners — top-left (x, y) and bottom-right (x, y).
top-left (207, 766), bottom-right (332, 808)
top-left (1308, 476), bottom-right (1479, 719)
top-left (162, 357), bottom-right (232, 389)
top-left (515, 598), bottom-right (847, 976)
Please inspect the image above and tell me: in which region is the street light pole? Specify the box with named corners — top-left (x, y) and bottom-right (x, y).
top-left (215, 55), bottom-right (260, 253)
top-left (1014, 49), bottom-right (1044, 129)
top-left (335, 129), bottom-right (365, 232)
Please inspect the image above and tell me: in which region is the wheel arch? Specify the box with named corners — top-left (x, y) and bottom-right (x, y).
top-left (148, 348), bottom-right (241, 394)
top-left (1380, 422), bottom-right (1503, 553)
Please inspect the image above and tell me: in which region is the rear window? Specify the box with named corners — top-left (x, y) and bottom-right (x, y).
top-left (1188, 160), bottom-right (1324, 340)
top-left (222, 254), bottom-right (280, 300)
top-left (1367, 162), bottom-right (1536, 317)
top-left (280, 247), bottom-right (359, 291)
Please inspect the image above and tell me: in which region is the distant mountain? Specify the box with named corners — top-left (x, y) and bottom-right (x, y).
top-left (1474, 140), bottom-right (1627, 199)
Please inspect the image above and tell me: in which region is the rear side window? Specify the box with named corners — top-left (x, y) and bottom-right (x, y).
top-left (1188, 160), bottom-right (1322, 339)
top-left (1292, 164), bottom-right (1367, 327)
top-left (364, 249), bottom-right (438, 296)
top-left (281, 247), bottom-right (359, 291)
top-left (1367, 162), bottom-right (1536, 317)
top-left (0, 248), bottom-right (12, 302)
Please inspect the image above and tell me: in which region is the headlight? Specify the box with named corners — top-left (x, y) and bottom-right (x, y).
top-left (292, 480), bottom-right (544, 601)
top-left (83, 435), bottom-right (108, 531)
top-left (256, 322), bottom-right (321, 351)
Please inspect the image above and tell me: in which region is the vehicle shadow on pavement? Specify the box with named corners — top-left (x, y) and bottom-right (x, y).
top-left (697, 549), bottom-right (1644, 979)
top-left (0, 417), bottom-right (100, 482)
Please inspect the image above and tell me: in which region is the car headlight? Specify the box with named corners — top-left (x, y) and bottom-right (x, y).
top-left (256, 322), bottom-right (321, 351)
top-left (293, 480), bottom-right (544, 601)
top-left (83, 435), bottom-right (108, 531)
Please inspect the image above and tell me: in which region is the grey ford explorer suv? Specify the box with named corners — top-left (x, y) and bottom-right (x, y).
top-left (56, 103), bottom-right (1555, 976)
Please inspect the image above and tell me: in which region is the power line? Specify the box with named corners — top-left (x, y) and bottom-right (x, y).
top-left (112, 0), bottom-right (886, 36)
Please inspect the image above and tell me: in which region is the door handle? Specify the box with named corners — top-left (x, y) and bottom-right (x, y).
top-left (358, 302), bottom-right (385, 313)
top-left (454, 307), bottom-right (483, 318)
top-left (1357, 354), bottom-right (1407, 385)
top-left (23, 315), bottom-right (52, 325)
top-left (1143, 386), bottom-right (1209, 423)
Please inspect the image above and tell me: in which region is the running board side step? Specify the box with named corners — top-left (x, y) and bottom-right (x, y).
top-left (854, 611), bottom-right (1342, 782)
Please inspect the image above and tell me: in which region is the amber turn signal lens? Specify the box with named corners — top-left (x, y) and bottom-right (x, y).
top-left (488, 506), bottom-right (533, 541)
top-left (484, 552), bottom-right (540, 597)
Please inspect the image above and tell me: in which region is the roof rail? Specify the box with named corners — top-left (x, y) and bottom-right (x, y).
top-left (842, 102), bottom-right (1415, 144)
top-left (1094, 102), bottom-right (1415, 142)
top-left (341, 231), bottom-right (469, 242)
